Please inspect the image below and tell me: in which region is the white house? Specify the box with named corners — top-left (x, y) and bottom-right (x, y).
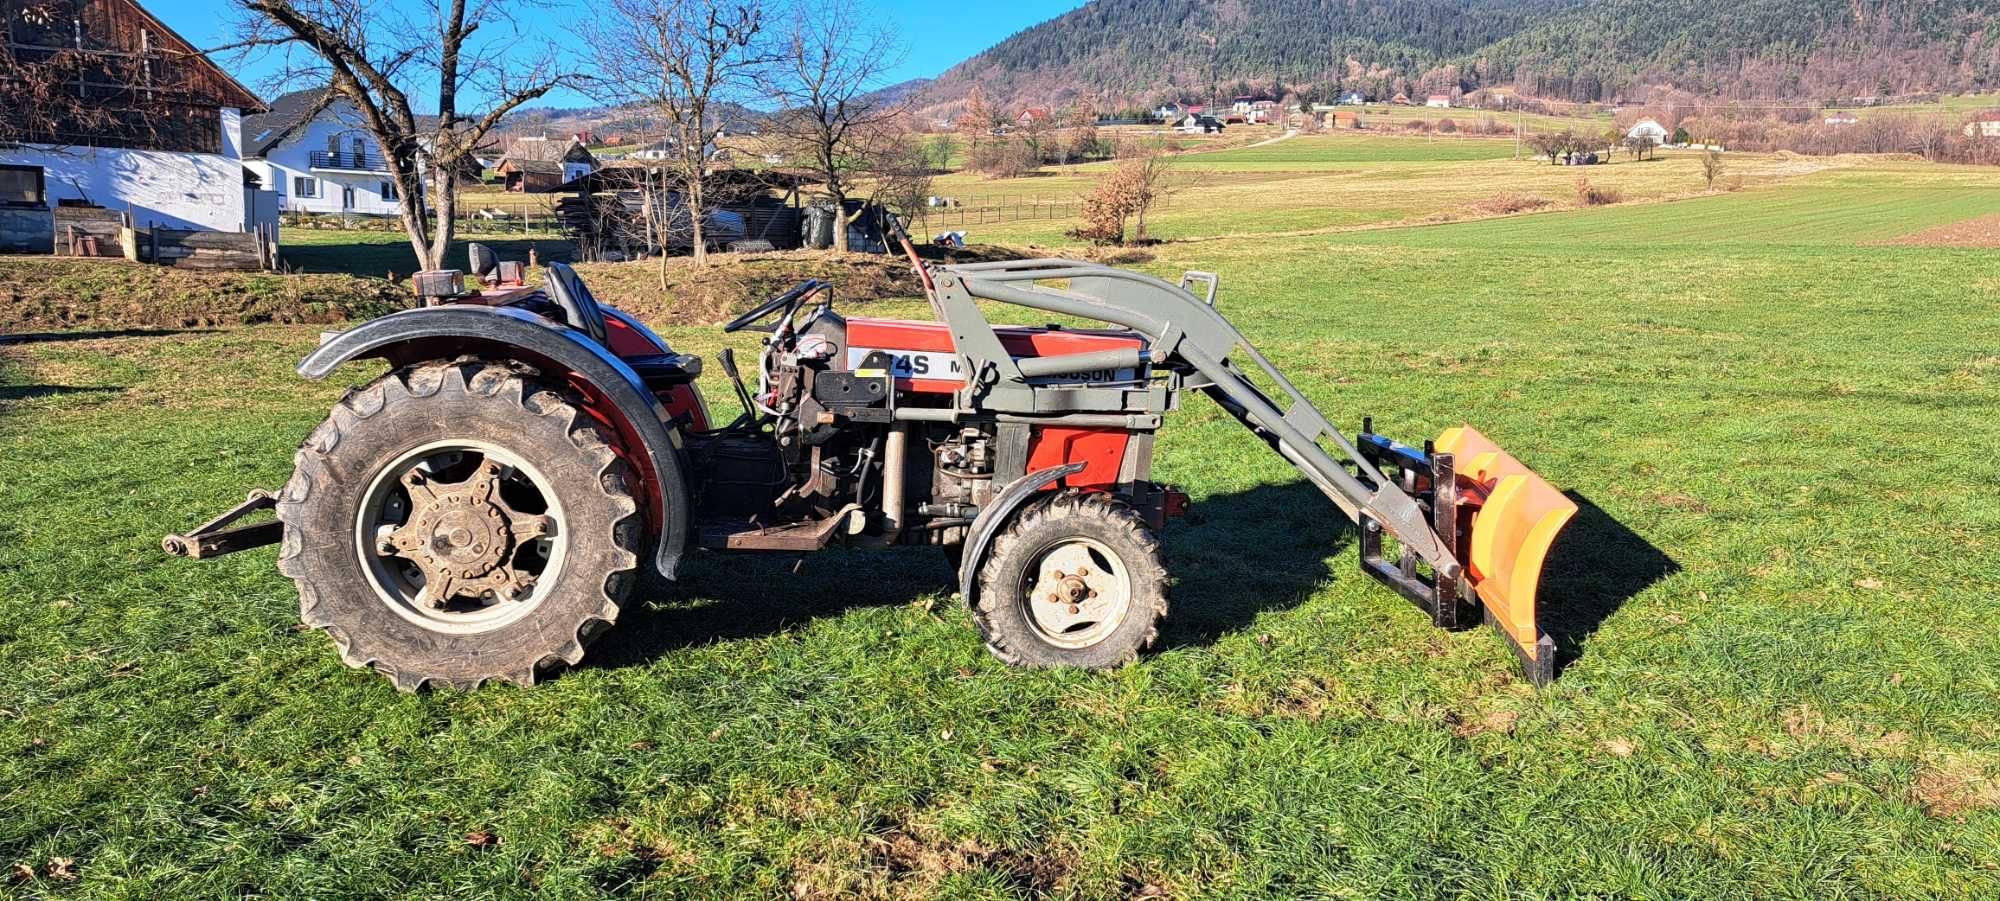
top-left (628, 139), bottom-right (683, 161)
top-left (1823, 111), bottom-right (1859, 128)
top-left (1425, 94), bottom-right (1452, 109)
top-left (1963, 111), bottom-right (2000, 138)
top-left (1626, 118), bottom-right (1670, 146)
top-left (0, 0), bottom-right (267, 245)
top-left (243, 91), bottom-right (404, 217)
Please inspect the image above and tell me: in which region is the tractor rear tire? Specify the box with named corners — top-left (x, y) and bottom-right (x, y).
top-left (275, 358), bottom-right (644, 691)
top-left (973, 490), bottom-right (1168, 669)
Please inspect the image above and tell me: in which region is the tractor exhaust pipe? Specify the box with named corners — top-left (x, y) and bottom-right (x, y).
top-left (881, 422), bottom-right (909, 538)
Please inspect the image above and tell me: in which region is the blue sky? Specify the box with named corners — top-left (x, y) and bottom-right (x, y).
top-left (160, 0), bottom-right (1087, 108)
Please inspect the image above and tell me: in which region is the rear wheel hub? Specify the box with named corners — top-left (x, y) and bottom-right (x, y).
top-left (359, 442), bottom-right (563, 632)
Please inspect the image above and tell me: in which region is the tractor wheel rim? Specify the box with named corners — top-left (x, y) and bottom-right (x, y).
top-left (1021, 537), bottom-right (1132, 649)
top-left (355, 439), bottom-right (567, 635)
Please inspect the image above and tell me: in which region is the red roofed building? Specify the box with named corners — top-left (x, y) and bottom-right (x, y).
top-left (1964, 111), bottom-right (2000, 139)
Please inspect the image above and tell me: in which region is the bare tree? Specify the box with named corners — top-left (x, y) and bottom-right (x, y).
top-left (587, 0), bottom-right (770, 268)
top-left (1528, 129), bottom-right (1575, 165)
top-left (1700, 148), bottom-right (1725, 190)
top-left (956, 86), bottom-right (995, 154)
top-left (763, 0), bottom-right (907, 252)
top-left (233, 0), bottom-right (579, 272)
top-left (923, 133), bottom-right (958, 172)
top-left (1017, 107), bottom-right (1053, 163)
top-left (867, 126), bottom-right (934, 231)
top-left (1059, 96), bottom-right (1099, 164)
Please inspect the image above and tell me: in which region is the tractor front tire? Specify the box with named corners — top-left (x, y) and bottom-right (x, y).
top-left (276, 359), bottom-right (644, 691)
top-left (973, 490), bottom-right (1168, 669)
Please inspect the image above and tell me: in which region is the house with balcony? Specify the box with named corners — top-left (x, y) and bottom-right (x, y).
top-left (0, 0), bottom-right (268, 252)
top-left (242, 90), bottom-right (406, 216)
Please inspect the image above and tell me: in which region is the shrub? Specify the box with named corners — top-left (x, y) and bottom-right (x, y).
top-left (1472, 193), bottom-right (1554, 215)
top-left (1436, 117), bottom-right (1457, 133)
top-left (1574, 177), bottom-right (1621, 206)
top-left (1065, 152), bottom-right (1179, 246)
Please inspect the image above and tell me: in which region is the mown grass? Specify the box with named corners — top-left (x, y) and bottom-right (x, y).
top-left (3, 151), bottom-right (1999, 897)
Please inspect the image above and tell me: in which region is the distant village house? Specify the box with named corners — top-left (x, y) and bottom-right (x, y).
top-left (496, 136), bottom-right (597, 193)
top-left (1016, 108), bottom-right (1053, 127)
top-left (1425, 95), bottom-right (1452, 108)
top-left (1964, 111), bottom-right (2000, 138)
top-left (1823, 111), bottom-right (1858, 127)
top-left (1626, 118), bottom-right (1670, 146)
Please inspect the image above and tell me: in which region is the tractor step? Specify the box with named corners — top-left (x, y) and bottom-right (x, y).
top-left (698, 505), bottom-right (859, 552)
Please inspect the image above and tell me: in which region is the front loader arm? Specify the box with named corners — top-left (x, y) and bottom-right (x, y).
top-left (933, 260), bottom-right (1460, 583)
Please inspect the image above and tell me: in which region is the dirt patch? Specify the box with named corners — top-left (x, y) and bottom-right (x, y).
top-left (1912, 753), bottom-right (2000, 818)
top-left (1877, 213), bottom-right (2000, 248)
top-left (0, 257), bottom-right (406, 332)
top-left (789, 824), bottom-right (1072, 899)
top-left (1780, 703), bottom-right (1912, 757)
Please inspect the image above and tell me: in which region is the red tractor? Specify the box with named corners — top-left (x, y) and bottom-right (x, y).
top-left (167, 231), bottom-right (1577, 691)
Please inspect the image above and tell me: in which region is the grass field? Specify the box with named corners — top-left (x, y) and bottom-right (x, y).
top-left (4, 136), bottom-right (2000, 896)
top-left (922, 134), bottom-right (1850, 247)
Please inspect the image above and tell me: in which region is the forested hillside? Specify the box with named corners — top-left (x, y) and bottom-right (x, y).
top-left (916, 0), bottom-right (2000, 112)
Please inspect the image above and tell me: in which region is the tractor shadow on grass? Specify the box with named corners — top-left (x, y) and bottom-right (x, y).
top-left (1539, 492), bottom-right (1679, 674)
top-left (584, 481), bottom-right (1349, 670)
top-left (1153, 481), bottom-right (1350, 651)
top-left (0, 328), bottom-right (218, 345)
top-left (583, 483), bottom-right (1670, 676)
top-left (0, 384), bottom-right (124, 403)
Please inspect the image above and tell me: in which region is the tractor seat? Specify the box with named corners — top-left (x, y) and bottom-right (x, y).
top-left (624, 353), bottom-right (702, 389)
top-left (542, 262), bottom-right (610, 345)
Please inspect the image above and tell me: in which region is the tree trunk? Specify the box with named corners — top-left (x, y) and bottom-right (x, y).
top-left (689, 175), bottom-right (707, 266)
top-left (832, 189), bottom-right (851, 254)
top-left (390, 153), bottom-right (438, 273)
top-left (647, 174), bottom-right (668, 294)
top-left (424, 160), bottom-right (456, 273)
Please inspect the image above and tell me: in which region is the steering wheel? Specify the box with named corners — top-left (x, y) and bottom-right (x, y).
top-left (724, 279), bottom-right (828, 333)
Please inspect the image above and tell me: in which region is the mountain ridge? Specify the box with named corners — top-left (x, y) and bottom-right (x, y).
top-left (910, 0), bottom-right (2000, 114)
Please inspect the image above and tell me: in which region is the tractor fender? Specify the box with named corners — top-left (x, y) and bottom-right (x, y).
top-left (298, 304), bottom-right (692, 580)
top-left (958, 462), bottom-right (1087, 606)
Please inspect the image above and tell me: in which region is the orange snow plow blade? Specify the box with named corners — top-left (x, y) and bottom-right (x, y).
top-left (1435, 426), bottom-right (1578, 678)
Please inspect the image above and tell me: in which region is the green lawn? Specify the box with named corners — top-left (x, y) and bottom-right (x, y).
top-left (3, 157), bottom-right (1999, 896)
